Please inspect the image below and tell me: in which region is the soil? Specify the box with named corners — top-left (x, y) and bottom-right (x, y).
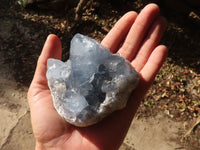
top-left (0, 0), bottom-right (200, 150)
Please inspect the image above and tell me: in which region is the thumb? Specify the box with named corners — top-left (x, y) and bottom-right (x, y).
top-left (28, 34), bottom-right (62, 103)
top-left (32, 34), bottom-right (62, 86)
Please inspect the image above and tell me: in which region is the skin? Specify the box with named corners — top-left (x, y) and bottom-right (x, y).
top-left (28, 3), bottom-right (168, 150)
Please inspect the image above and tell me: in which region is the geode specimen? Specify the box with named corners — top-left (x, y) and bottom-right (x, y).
top-left (46, 34), bottom-right (140, 127)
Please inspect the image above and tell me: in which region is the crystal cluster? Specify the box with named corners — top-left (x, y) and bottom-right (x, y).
top-left (46, 34), bottom-right (140, 127)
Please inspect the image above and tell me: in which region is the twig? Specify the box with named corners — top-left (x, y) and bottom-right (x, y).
top-left (75, 0), bottom-right (88, 21)
top-left (184, 115), bottom-right (200, 137)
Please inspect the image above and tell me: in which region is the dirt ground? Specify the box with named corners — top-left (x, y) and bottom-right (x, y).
top-left (0, 0), bottom-right (200, 150)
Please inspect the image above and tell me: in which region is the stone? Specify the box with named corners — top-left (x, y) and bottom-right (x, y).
top-left (46, 33), bottom-right (140, 127)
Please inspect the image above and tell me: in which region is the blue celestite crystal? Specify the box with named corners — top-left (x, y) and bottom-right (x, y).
top-left (46, 33), bottom-right (140, 127)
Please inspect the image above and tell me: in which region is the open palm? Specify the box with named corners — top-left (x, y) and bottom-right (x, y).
top-left (28, 4), bottom-right (168, 150)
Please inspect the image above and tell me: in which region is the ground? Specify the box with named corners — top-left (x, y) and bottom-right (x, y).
top-left (0, 0), bottom-right (200, 150)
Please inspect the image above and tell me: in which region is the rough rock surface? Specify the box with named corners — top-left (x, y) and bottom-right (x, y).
top-left (46, 34), bottom-right (140, 127)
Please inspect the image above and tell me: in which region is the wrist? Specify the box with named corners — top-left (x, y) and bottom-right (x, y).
top-left (35, 142), bottom-right (46, 150)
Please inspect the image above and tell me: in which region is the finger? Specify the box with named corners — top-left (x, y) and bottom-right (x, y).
top-left (32, 34), bottom-right (62, 86)
top-left (125, 45), bottom-right (168, 115)
top-left (131, 16), bottom-right (167, 71)
top-left (118, 3), bottom-right (160, 61)
top-left (140, 45), bottom-right (168, 83)
top-left (101, 11), bottom-right (138, 53)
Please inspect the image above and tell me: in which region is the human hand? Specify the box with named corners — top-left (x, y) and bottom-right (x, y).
top-left (28, 3), bottom-right (167, 150)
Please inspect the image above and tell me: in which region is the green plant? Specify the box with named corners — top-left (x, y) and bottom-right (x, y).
top-left (18, 0), bottom-right (24, 9)
top-left (144, 102), bottom-right (152, 108)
